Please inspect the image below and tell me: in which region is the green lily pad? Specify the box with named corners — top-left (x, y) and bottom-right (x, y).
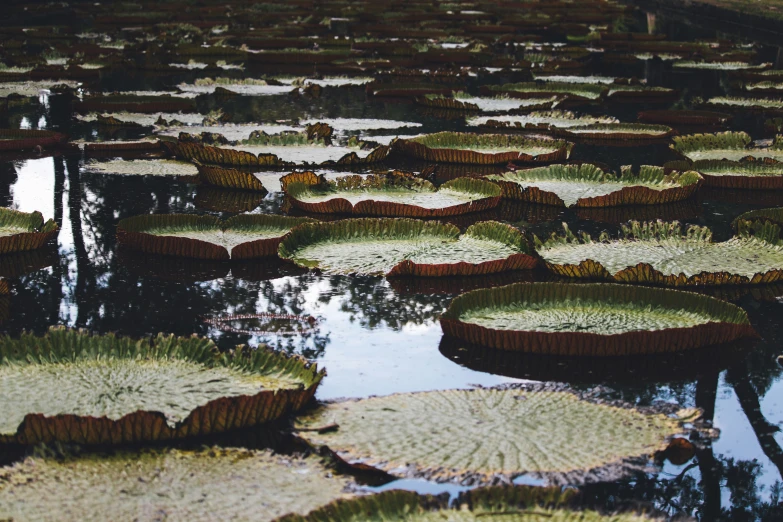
top-left (0, 208), bottom-right (58, 254)
top-left (672, 131), bottom-right (783, 161)
top-left (555, 123), bottom-right (674, 141)
top-left (673, 61), bottom-right (771, 70)
top-left (733, 207), bottom-right (783, 229)
top-left (278, 218), bottom-right (536, 276)
top-left (281, 171), bottom-right (501, 217)
top-left (704, 96), bottom-right (783, 111)
top-left (419, 92), bottom-right (559, 111)
top-left (0, 447), bottom-right (351, 521)
top-left (277, 486), bottom-right (658, 522)
top-left (177, 77), bottom-right (294, 95)
top-left (486, 81), bottom-right (607, 100)
top-left (440, 282), bottom-right (755, 355)
top-left (295, 387), bottom-right (696, 484)
top-left (83, 159), bottom-right (199, 177)
top-left (535, 220), bottom-right (783, 286)
top-left (688, 159), bottom-right (783, 189)
top-left (117, 214), bottom-right (314, 260)
top-left (393, 132), bottom-right (572, 164)
top-left (0, 327), bottom-right (324, 444)
top-left (467, 110), bottom-right (618, 130)
top-left (485, 164), bottom-right (701, 207)
top-left (76, 112), bottom-right (209, 127)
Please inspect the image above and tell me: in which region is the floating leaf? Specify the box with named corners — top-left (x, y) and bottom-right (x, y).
top-left (277, 486), bottom-right (659, 522)
top-left (0, 208), bottom-right (58, 254)
top-left (177, 77), bottom-right (294, 95)
top-left (117, 214), bottom-right (313, 260)
top-left (467, 110), bottom-right (617, 130)
top-left (486, 81), bottom-right (607, 101)
top-left (536, 220), bottom-right (783, 286)
top-left (164, 140), bottom-right (390, 167)
top-left (555, 123), bottom-right (674, 142)
top-left (278, 218), bottom-right (536, 276)
top-left (0, 447), bottom-right (350, 520)
top-left (687, 159), bottom-right (783, 189)
top-left (418, 92), bottom-right (558, 111)
top-left (282, 171), bottom-right (501, 217)
top-left (440, 282), bottom-right (755, 355)
top-left (671, 131), bottom-right (783, 161)
top-left (83, 158), bottom-right (199, 177)
top-left (393, 131), bottom-right (571, 164)
top-left (486, 164), bottom-right (701, 207)
top-left (296, 387), bottom-right (695, 485)
top-left (0, 128), bottom-right (68, 151)
top-left (704, 96), bottom-right (783, 111)
top-left (0, 327), bottom-right (324, 444)
top-left (637, 109), bottom-right (732, 126)
top-left (673, 61), bottom-right (771, 71)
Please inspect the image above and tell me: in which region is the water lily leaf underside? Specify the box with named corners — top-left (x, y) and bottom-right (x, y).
top-left (278, 218), bottom-right (536, 276)
top-left (296, 387), bottom-right (693, 485)
top-left (440, 282), bottom-right (756, 356)
top-left (0, 328), bottom-right (323, 445)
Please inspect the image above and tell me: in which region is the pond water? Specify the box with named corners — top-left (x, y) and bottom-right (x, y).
top-left (2, 4), bottom-right (783, 521)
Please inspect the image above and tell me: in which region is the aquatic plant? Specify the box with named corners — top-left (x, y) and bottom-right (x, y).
top-left (278, 218), bottom-right (536, 276)
top-left (440, 282), bottom-right (756, 355)
top-left (0, 327), bottom-right (324, 444)
top-left (486, 164), bottom-right (701, 207)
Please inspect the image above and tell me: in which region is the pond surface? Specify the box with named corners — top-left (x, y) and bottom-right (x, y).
top-left (2, 4), bottom-right (783, 521)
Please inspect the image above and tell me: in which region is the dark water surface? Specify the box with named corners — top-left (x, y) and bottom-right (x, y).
top-left (3, 6), bottom-right (783, 521)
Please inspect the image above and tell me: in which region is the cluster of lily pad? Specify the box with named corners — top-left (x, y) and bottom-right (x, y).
top-left (4, 0), bottom-right (783, 519)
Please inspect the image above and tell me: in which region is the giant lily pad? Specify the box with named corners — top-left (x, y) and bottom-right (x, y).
top-left (0, 129), bottom-right (68, 151)
top-left (733, 207), bottom-right (783, 229)
top-left (277, 486), bottom-right (659, 522)
top-left (156, 123), bottom-right (304, 141)
top-left (0, 208), bottom-right (58, 254)
top-left (295, 386), bottom-right (697, 484)
top-left (76, 112), bottom-right (210, 127)
top-left (177, 77), bottom-right (293, 95)
top-left (83, 158), bottom-right (199, 177)
top-left (440, 282), bottom-right (756, 356)
top-left (485, 82), bottom-right (607, 101)
top-left (687, 159), bottom-right (783, 189)
top-left (278, 218), bottom-right (536, 277)
top-left (0, 327), bottom-right (324, 444)
top-left (281, 171), bottom-right (501, 217)
top-left (704, 96), bottom-right (783, 111)
top-left (486, 164), bottom-right (701, 207)
top-left (75, 94), bottom-right (196, 113)
top-left (535, 220), bottom-right (783, 286)
top-left (164, 138), bottom-right (390, 167)
top-left (393, 132), bottom-right (572, 164)
top-left (117, 214), bottom-right (314, 260)
top-left (673, 60), bottom-right (771, 71)
top-left (467, 110), bottom-right (618, 130)
top-left (554, 123), bottom-right (674, 142)
top-left (0, 447), bottom-right (350, 520)
top-left (672, 131), bottom-right (783, 162)
top-left (417, 92), bottom-right (559, 112)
